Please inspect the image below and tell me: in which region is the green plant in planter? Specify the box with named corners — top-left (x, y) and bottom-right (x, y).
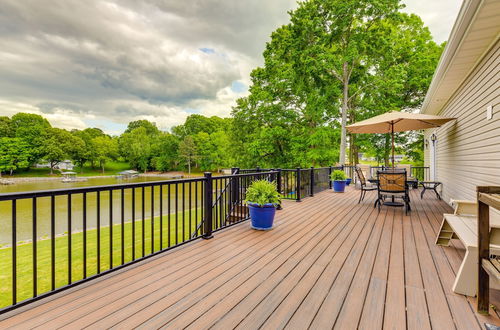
top-left (244, 180), bottom-right (282, 206)
top-left (330, 170), bottom-right (346, 181)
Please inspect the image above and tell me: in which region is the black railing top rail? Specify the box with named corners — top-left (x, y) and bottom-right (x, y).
top-left (0, 177), bottom-right (206, 201)
top-left (213, 170), bottom-right (277, 180)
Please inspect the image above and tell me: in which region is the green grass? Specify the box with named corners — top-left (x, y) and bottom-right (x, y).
top-left (0, 209), bottom-right (202, 308)
top-left (10, 161), bottom-right (131, 178)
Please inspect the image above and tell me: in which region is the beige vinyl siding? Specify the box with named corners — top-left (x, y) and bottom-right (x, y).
top-left (424, 40), bottom-right (500, 203)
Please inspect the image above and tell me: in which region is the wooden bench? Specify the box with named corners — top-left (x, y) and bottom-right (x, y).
top-left (477, 187), bottom-right (500, 314)
top-left (436, 199), bottom-right (500, 297)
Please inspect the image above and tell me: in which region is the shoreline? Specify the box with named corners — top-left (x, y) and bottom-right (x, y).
top-left (0, 171), bottom-right (194, 183)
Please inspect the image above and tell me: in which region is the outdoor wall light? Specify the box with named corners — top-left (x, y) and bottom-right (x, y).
top-left (430, 133), bottom-right (437, 143)
top-left (425, 139), bottom-right (429, 149)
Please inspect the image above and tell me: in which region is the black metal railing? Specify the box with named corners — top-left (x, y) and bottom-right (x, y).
top-left (0, 177), bottom-right (212, 312)
top-left (0, 164), bottom-right (351, 313)
top-left (411, 166), bottom-right (430, 182)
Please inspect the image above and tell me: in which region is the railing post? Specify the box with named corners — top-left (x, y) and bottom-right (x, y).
top-left (329, 166), bottom-right (333, 189)
top-left (310, 167), bottom-right (314, 197)
top-left (231, 167), bottom-right (239, 205)
top-left (256, 166), bottom-right (260, 173)
top-left (296, 168), bottom-right (302, 202)
top-left (277, 169), bottom-right (282, 210)
top-left (477, 186), bottom-right (490, 314)
top-left (203, 172), bottom-right (213, 239)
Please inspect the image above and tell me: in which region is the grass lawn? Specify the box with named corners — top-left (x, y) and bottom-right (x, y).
top-left (10, 161), bottom-right (131, 178)
top-left (0, 209), bottom-right (203, 309)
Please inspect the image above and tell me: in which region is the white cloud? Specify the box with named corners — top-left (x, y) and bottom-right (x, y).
top-left (402, 0), bottom-right (462, 43)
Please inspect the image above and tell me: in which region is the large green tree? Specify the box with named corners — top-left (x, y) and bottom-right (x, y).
top-left (0, 137), bottom-right (30, 176)
top-left (232, 0), bottom-right (442, 167)
top-left (40, 128), bottom-right (81, 174)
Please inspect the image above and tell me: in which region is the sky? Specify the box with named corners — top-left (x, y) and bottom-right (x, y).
top-left (0, 0), bottom-right (462, 135)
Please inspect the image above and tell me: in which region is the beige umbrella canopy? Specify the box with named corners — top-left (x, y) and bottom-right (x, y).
top-left (347, 111), bottom-right (456, 167)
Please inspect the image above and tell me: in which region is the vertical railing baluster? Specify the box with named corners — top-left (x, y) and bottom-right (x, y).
top-left (83, 192), bottom-right (87, 279)
top-left (182, 183), bottom-right (185, 241)
top-left (97, 191), bottom-right (101, 274)
top-left (200, 181), bottom-right (206, 236)
top-left (160, 185), bottom-right (163, 250)
top-left (121, 189), bottom-right (125, 265)
top-left (168, 184), bottom-right (171, 247)
top-left (132, 188), bottom-right (135, 260)
top-left (68, 194), bottom-right (72, 284)
top-left (151, 186), bottom-right (154, 253)
top-left (109, 190), bottom-right (113, 269)
top-left (195, 182), bottom-right (198, 237)
top-left (175, 183), bottom-right (178, 245)
top-left (189, 182), bottom-right (192, 238)
top-left (12, 199), bottom-right (17, 305)
top-left (32, 197), bottom-right (37, 297)
top-left (141, 187), bottom-right (145, 257)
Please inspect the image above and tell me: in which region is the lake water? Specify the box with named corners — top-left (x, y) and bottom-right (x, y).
top-left (0, 176), bottom-right (204, 245)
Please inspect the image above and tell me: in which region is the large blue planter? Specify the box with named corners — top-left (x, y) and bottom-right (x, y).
top-left (332, 180), bottom-right (347, 193)
top-left (248, 203), bottom-right (276, 230)
top-left (346, 178), bottom-right (352, 186)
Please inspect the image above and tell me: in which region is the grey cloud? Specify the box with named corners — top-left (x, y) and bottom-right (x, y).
top-left (0, 0), bottom-right (457, 133)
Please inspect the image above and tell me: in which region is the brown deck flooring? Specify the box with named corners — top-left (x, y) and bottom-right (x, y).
top-left (1, 187), bottom-right (500, 329)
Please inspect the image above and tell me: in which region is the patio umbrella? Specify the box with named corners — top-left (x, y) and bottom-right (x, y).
top-left (346, 111), bottom-right (456, 167)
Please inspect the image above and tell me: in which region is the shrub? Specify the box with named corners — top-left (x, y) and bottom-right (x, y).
top-left (330, 170), bottom-right (346, 181)
top-left (244, 180), bottom-right (282, 207)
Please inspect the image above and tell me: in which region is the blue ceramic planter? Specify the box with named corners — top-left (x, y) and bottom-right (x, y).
top-left (332, 180), bottom-right (346, 193)
top-left (346, 178), bottom-right (352, 186)
top-left (248, 203), bottom-right (276, 230)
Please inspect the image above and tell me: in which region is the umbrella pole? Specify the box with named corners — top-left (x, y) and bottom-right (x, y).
top-left (391, 122), bottom-right (395, 168)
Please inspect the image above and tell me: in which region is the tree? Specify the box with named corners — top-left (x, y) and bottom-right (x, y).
top-left (124, 120), bottom-right (159, 136)
top-left (93, 136), bottom-right (118, 173)
top-left (178, 136), bottom-right (198, 174)
top-left (151, 133), bottom-right (180, 172)
top-left (40, 128), bottom-right (81, 174)
top-left (0, 117), bottom-right (13, 137)
top-left (0, 137), bottom-right (30, 176)
top-left (232, 1), bottom-right (442, 167)
top-left (119, 127), bottom-right (153, 172)
top-left (10, 113), bottom-right (51, 165)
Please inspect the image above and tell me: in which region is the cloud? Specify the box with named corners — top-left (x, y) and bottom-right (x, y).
top-left (0, 0), bottom-right (460, 134)
top-left (402, 0), bottom-right (462, 43)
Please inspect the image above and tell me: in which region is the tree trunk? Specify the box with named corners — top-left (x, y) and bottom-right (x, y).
top-left (102, 162), bottom-right (105, 173)
top-left (384, 135), bottom-right (390, 166)
top-left (188, 160), bottom-right (191, 175)
top-left (339, 62), bottom-right (349, 165)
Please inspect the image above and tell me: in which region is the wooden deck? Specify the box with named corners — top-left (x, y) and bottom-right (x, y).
top-left (1, 187), bottom-right (499, 329)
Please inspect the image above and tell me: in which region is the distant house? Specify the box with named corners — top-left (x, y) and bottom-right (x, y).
top-left (35, 160), bottom-right (74, 171)
top-left (420, 0), bottom-right (499, 202)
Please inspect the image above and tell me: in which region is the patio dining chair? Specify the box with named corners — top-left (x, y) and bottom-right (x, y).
top-left (355, 166), bottom-right (376, 204)
top-left (376, 170), bottom-right (411, 214)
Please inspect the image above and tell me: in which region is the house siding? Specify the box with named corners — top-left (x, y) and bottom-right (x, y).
top-left (424, 40), bottom-right (500, 203)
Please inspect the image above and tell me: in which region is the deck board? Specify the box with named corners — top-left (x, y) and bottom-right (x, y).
top-left (1, 187), bottom-right (499, 329)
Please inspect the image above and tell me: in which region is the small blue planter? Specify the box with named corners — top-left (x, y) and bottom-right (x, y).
top-left (346, 178), bottom-right (352, 186)
top-left (332, 180), bottom-right (347, 193)
top-left (248, 203), bottom-right (276, 230)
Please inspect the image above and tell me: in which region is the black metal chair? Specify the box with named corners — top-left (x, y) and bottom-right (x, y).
top-left (355, 166), bottom-right (377, 204)
top-left (376, 169), bottom-right (411, 214)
